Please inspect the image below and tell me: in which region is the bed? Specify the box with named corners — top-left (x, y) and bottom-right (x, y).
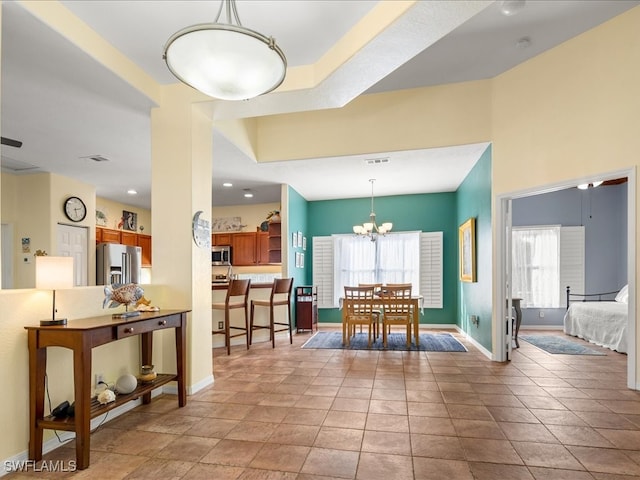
top-left (563, 285), bottom-right (629, 353)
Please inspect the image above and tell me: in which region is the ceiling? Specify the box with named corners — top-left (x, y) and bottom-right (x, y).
top-left (2, 1), bottom-right (638, 209)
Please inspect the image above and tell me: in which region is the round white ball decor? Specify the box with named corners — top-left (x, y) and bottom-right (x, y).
top-left (115, 374), bottom-right (138, 394)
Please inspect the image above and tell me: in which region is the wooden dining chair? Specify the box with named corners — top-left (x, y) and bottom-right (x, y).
top-left (358, 283), bottom-right (382, 338)
top-left (212, 279), bottom-right (251, 355)
top-left (249, 278), bottom-right (294, 348)
top-left (381, 284), bottom-right (413, 348)
top-left (343, 285), bottom-right (376, 347)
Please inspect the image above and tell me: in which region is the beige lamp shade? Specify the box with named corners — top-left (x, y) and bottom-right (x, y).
top-left (36, 256), bottom-right (74, 290)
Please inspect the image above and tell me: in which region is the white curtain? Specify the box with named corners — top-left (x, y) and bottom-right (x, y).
top-left (512, 226), bottom-right (560, 308)
top-left (333, 232), bottom-right (420, 303)
top-left (377, 233), bottom-right (420, 293)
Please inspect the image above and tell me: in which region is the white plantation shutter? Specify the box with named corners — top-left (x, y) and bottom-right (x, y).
top-left (420, 232), bottom-right (443, 308)
top-left (312, 232), bottom-right (444, 309)
top-left (312, 236), bottom-right (334, 308)
top-left (560, 226), bottom-right (585, 302)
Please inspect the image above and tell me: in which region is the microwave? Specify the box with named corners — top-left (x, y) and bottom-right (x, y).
top-left (212, 245), bottom-right (231, 265)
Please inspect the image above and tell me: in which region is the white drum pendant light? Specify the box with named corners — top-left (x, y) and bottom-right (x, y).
top-left (163, 0), bottom-right (287, 101)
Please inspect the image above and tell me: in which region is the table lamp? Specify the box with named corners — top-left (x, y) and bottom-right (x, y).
top-left (36, 256), bottom-right (74, 326)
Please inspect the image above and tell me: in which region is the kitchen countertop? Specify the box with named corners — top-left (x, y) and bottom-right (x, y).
top-left (212, 282), bottom-right (274, 290)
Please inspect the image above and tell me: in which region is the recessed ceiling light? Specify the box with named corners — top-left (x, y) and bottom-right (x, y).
top-left (127, 189), bottom-right (137, 195)
top-left (516, 37), bottom-right (531, 49)
top-left (500, 0), bottom-right (526, 16)
top-left (243, 189), bottom-right (253, 198)
top-left (223, 182), bottom-right (233, 187)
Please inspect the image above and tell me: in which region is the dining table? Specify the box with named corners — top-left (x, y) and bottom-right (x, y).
top-left (340, 293), bottom-right (423, 346)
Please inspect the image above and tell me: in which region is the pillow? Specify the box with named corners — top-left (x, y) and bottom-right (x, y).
top-left (615, 285), bottom-right (629, 304)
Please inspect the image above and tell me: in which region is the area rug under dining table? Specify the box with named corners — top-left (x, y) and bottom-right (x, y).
top-left (301, 331), bottom-right (467, 352)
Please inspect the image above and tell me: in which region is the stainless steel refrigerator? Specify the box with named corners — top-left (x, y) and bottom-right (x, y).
top-left (96, 243), bottom-right (142, 285)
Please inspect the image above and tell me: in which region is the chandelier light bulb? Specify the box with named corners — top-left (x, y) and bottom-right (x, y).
top-left (353, 179), bottom-right (392, 241)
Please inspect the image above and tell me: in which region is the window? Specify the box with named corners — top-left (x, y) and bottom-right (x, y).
top-left (313, 232), bottom-right (443, 309)
top-left (512, 225), bottom-right (584, 308)
top-left (333, 232), bottom-right (420, 303)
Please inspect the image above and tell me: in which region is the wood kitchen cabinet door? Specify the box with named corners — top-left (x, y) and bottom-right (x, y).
top-left (121, 231), bottom-right (137, 246)
top-left (99, 228), bottom-right (121, 244)
top-left (137, 234), bottom-right (152, 266)
top-left (231, 233), bottom-right (257, 265)
top-left (212, 233), bottom-right (232, 246)
top-left (257, 231), bottom-right (270, 264)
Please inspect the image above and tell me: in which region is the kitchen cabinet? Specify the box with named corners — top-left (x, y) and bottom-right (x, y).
top-left (212, 233), bottom-right (232, 246)
top-left (268, 222), bottom-right (282, 264)
top-left (137, 234), bottom-right (152, 267)
top-left (257, 231), bottom-right (270, 264)
top-left (121, 231), bottom-right (137, 246)
top-left (97, 227), bottom-right (122, 244)
top-left (228, 231), bottom-right (274, 266)
top-left (232, 232), bottom-right (258, 266)
top-left (95, 228), bottom-right (152, 266)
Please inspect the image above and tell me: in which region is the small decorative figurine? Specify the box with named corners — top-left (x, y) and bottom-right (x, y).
top-left (103, 283), bottom-right (144, 309)
top-left (97, 389), bottom-right (116, 405)
top-left (135, 295), bottom-right (160, 312)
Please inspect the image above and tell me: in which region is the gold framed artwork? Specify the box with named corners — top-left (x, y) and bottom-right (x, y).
top-left (459, 217), bottom-right (476, 282)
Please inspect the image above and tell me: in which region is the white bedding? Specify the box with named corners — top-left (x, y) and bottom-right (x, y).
top-left (563, 301), bottom-right (628, 353)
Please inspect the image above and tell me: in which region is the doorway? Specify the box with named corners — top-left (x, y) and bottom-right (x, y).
top-left (495, 168), bottom-right (636, 388)
top-left (57, 223), bottom-right (88, 286)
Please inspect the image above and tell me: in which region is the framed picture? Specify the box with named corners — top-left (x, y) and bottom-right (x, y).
top-left (295, 252), bottom-right (301, 268)
top-left (122, 210), bottom-right (137, 231)
top-left (302, 236), bottom-right (307, 250)
top-left (300, 252), bottom-right (305, 268)
top-left (293, 232), bottom-right (298, 247)
top-left (459, 217), bottom-right (476, 282)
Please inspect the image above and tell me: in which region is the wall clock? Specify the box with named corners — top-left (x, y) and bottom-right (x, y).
top-left (63, 196), bottom-right (87, 222)
top-left (192, 211), bottom-right (210, 248)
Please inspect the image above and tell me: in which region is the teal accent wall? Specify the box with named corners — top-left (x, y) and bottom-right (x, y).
top-left (286, 186), bottom-right (311, 327)
top-left (456, 146), bottom-right (492, 351)
top-left (308, 192), bottom-right (458, 324)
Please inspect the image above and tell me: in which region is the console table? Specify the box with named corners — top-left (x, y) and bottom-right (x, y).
top-left (25, 309), bottom-right (189, 470)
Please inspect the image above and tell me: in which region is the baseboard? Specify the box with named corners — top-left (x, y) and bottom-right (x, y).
top-left (1, 388), bottom-right (165, 476)
top-left (519, 325), bottom-right (563, 330)
top-left (185, 375), bottom-right (214, 396)
top-left (455, 326), bottom-right (493, 359)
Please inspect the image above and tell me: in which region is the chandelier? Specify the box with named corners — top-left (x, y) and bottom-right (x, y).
top-left (163, 0), bottom-right (287, 101)
top-left (353, 179), bottom-right (393, 241)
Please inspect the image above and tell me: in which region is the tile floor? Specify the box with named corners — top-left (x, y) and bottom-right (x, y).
top-left (10, 328), bottom-right (640, 479)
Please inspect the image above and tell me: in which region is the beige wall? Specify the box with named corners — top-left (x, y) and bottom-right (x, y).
top-left (491, 6), bottom-right (639, 193)
top-left (96, 197), bottom-right (151, 235)
top-left (254, 79), bottom-right (493, 163)
top-left (212, 202), bottom-right (281, 233)
top-left (1, 172), bottom-right (96, 288)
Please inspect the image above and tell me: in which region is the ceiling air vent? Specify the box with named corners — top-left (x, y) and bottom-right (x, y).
top-left (81, 155), bottom-right (110, 162)
top-left (364, 157), bottom-right (389, 165)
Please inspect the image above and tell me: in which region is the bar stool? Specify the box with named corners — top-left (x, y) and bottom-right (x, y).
top-left (212, 278), bottom-right (251, 355)
top-left (249, 278), bottom-right (294, 348)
